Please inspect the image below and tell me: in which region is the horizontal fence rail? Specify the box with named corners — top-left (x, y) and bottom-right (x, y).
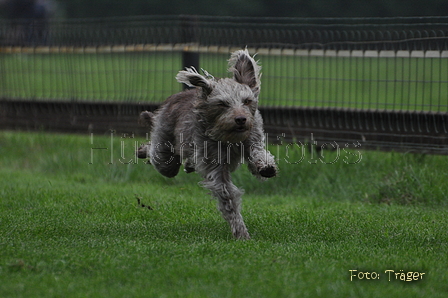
top-left (3, 15), bottom-right (448, 50)
top-left (1, 99), bottom-right (446, 154)
top-left (0, 15), bottom-right (447, 154)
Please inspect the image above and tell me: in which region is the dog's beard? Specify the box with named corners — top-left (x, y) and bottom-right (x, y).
top-left (205, 123), bottom-right (251, 143)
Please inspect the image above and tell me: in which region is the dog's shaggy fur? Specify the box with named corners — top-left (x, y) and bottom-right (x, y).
top-left (137, 49), bottom-right (278, 239)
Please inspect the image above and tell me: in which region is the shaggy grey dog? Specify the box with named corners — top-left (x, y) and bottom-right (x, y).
top-left (137, 49), bottom-right (278, 239)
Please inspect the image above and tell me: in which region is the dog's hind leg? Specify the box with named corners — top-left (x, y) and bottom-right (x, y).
top-left (149, 129), bottom-right (182, 178)
top-left (149, 143), bottom-right (181, 178)
top-left (199, 165), bottom-right (250, 239)
top-left (137, 142), bottom-right (151, 159)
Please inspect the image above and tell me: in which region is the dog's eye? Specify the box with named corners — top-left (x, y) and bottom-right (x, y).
top-left (217, 101), bottom-right (229, 107)
top-left (243, 98), bottom-right (252, 105)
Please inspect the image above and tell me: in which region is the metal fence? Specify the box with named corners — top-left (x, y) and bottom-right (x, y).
top-left (0, 16), bottom-right (447, 154)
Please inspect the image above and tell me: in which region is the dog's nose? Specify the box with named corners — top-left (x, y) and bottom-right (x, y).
top-left (235, 116), bottom-right (246, 125)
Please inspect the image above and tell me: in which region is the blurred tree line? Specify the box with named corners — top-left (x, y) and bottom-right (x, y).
top-left (1, 0), bottom-right (448, 19)
top-left (54, 0), bottom-right (448, 18)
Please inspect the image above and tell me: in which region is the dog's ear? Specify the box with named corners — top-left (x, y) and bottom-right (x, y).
top-left (228, 49), bottom-right (261, 97)
top-left (176, 67), bottom-right (213, 97)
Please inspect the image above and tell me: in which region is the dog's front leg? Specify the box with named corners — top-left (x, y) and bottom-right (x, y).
top-left (199, 165), bottom-right (250, 239)
top-left (244, 112), bottom-right (278, 180)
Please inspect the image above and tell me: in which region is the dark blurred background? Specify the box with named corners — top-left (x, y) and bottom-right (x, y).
top-left (1, 0), bottom-right (448, 20)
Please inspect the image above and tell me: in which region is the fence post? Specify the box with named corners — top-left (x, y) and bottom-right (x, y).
top-left (181, 16), bottom-right (200, 90)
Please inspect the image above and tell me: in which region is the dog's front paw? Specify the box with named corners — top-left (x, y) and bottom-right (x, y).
top-left (233, 227), bottom-right (251, 240)
top-left (259, 165), bottom-right (277, 178)
top-left (235, 231), bottom-right (251, 240)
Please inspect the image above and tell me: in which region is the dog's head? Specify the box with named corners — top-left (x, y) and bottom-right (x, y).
top-left (176, 49), bottom-right (261, 143)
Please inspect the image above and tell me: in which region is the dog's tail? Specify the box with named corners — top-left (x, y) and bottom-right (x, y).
top-left (138, 111), bottom-right (154, 129)
top-left (137, 110), bottom-right (153, 160)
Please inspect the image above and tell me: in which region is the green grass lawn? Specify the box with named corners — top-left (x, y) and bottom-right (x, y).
top-left (0, 131), bottom-right (447, 297)
top-left (0, 52), bottom-right (182, 102)
top-left (1, 51), bottom-right (447, 112)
